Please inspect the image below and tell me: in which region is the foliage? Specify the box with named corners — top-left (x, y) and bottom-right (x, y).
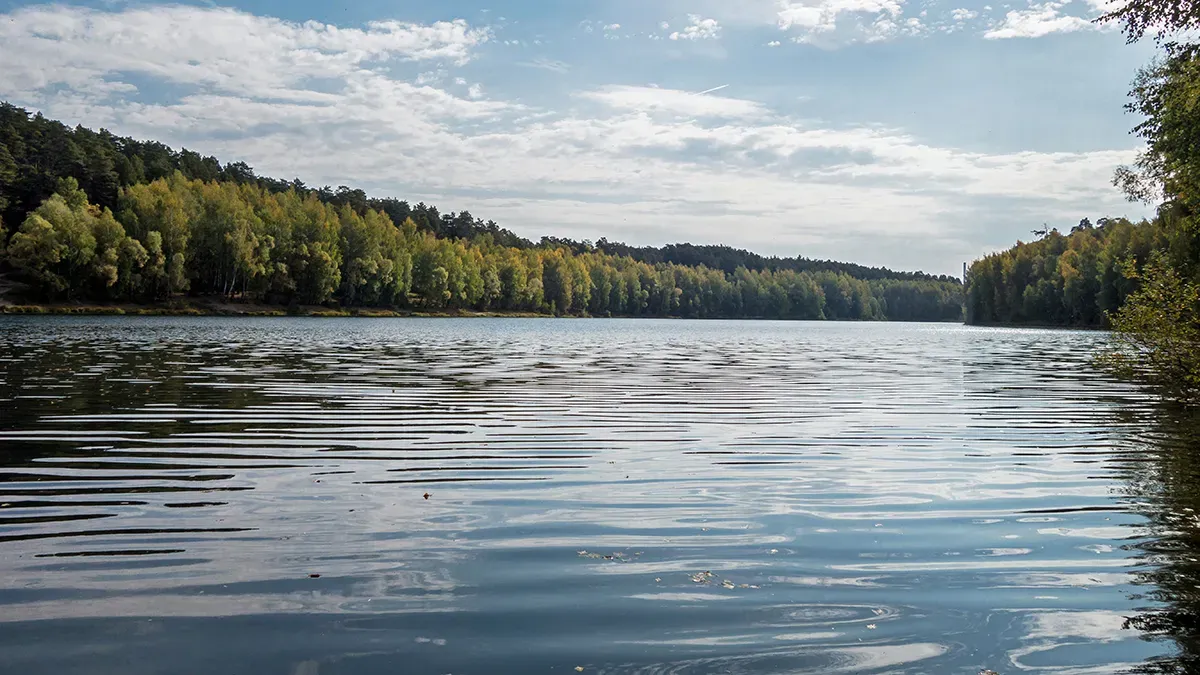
top-left (1096, 0), bottom-right (1200, 44)
top-left (3, 173), bottom-right (965, 321)
top-left (0, 102), bottom-right (959, 290)
top-left (1089, 14), bottom-right (1200, 402)
top-left (6, 178), bottom-right (146, 300)
top-left (0, 102), bottom-right (963, 321)
top-left (965, 217), bottom-right (1173, 327)
top-left (1097, 252), bottom-right (1200, 402)
top-left (1113, 47), bottom-right (1200, 208)
top-left (591, 239), bottom-right (960, 283)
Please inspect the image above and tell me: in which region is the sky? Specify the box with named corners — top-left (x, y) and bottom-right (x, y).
top-left (0, 0), bottom-right (1160, 276)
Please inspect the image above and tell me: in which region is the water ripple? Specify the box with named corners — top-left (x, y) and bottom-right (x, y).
top-left (0, 317), bottom-right (1181, 674)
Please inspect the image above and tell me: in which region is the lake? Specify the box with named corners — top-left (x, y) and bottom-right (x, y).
top-left (1, 317), bottom-right (1198, 674)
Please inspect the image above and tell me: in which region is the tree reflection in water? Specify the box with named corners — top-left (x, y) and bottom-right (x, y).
top-left (1119, 406), bottom-right (1200, 674)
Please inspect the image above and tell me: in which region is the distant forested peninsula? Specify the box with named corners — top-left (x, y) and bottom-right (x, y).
top-left (0, 103), bottom-right (962, 321)
top-left (965, 216), bottom-right (1167, 328)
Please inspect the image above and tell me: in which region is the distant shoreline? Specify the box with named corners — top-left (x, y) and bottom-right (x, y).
top-left (0, 300), bottom-right (965, 322)
top-left (0, 301), bottom-right (550, 319)
top-left (964, 320), bottom-right (1109, 331)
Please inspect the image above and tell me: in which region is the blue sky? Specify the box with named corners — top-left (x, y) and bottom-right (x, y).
top-left (0, 0), bottom-right (1157, 275)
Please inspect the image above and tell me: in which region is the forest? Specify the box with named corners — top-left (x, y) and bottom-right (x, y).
top-left (964, 215), bottom-right (1194, 327)
top-left (0, 104), bottom-right (964, 321)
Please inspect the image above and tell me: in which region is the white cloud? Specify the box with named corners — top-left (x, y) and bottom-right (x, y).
top-left (415, 70), bottom-right (447, 85)
top-left (768, 40), bottom-right (783, 46)
top-left (1080, 0), bottom-right (1126, 11)
top-left (660, 21), bottom-right (671, 30)
top-left (951, 8), bottom-right (979, 20)
top-left (864, 15), bottom-right (926, 41)
top-left (0, 4), bottom-right (491, 103)
top-left (669, 14), bottom-right (723, 40)
top-left (983, 1), bottom-right (1093, 38)
top-left (604, 23), bottom-right (621, 30)
top-left (0, 4), bottom-right (1143, 275)
top-left (777, 0), bottom-right (910, 42)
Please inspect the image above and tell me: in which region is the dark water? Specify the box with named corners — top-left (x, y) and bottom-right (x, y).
top-left (1, 317), bottom-right (1198, 675)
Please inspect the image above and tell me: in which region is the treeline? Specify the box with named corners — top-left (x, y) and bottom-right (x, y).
top-left (0, 102), bottom-right (960, 286)
top-left (0, 102), bottom-right (532, 249)
top-left (965, 216), bottom-right (1186, 327)
top-left (0, 102), bottom-right (963, 320)
top-left (590, 240), bottom-right (960, 283)
top-left (0, 174), bottom-right (964, 320)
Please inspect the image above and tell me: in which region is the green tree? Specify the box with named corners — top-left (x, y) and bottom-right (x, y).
top-left (1098, 253), bottom-right (1200, 401)
top-left (6, 178), bottom-right (145, 300)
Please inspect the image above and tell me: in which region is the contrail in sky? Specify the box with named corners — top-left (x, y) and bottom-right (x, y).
top-left (695, 84), bottom-right (729, 95)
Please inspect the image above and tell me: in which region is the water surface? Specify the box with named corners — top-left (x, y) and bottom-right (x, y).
top-left (0, 317), bottom-right (1194, 674)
